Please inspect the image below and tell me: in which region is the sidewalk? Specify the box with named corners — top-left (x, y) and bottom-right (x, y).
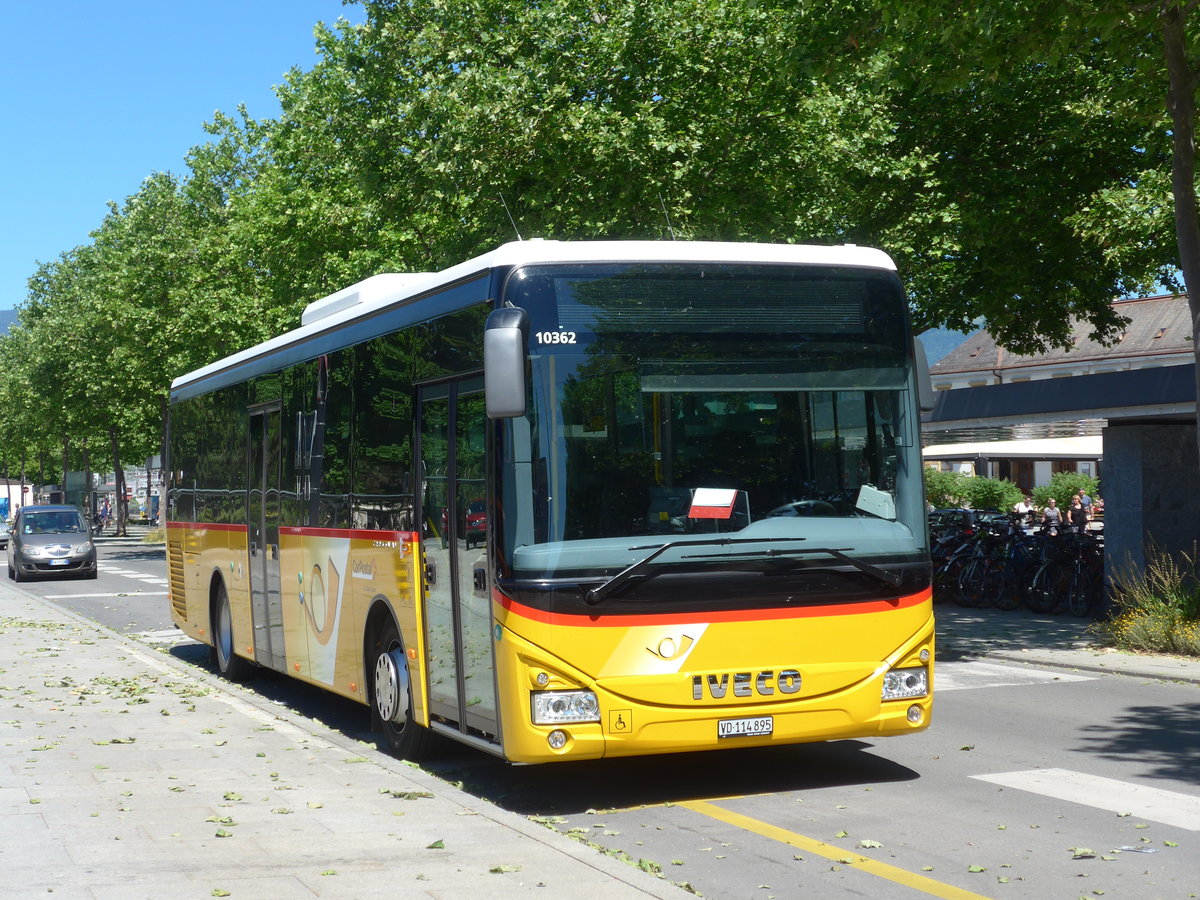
top-left (0, 583), bottom-right (681, 899)
top-left (936, 604), bottom-right (1200, 685)
top-left (92, 521), bottom-right (159, 547)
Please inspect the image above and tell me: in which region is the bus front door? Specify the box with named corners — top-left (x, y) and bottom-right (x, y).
top-left (418, 377), bottom-right (498, 743)
top-left (248, 401), bottom-right (285, 672)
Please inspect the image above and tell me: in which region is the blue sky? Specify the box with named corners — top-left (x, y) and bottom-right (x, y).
top-left (0, 0), bottom-right (366, 312)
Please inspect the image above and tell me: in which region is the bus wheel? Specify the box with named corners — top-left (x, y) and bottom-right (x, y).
top-left (211, 581), bottom-right (251, 682)
top-left (370, 619), bottom-right (432, 760)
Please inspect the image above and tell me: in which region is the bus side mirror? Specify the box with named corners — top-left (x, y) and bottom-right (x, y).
top-left (484, 306), bottom-right (529, 419)
top-left (913, 338), bottom-right (935, 413)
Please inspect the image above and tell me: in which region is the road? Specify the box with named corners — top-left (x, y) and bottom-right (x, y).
top-left (13, 536), bottom-right (1200, 899)
top-left (5, 530), bottom-right (177, 641)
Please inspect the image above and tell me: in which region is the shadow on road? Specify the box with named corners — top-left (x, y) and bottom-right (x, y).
top-left (1076, 700), bottom-right (1200, 784)
top-left (102, 547), bottom-right (166, 563)
top-left (168, 642), bottom-right (920, 816)
top-left (935, 605), bottom-right (1096, 661)
top-left (423, 739), bottom-right (921, 816)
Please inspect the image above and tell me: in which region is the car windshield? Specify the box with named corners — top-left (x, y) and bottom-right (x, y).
top-left (23, 512), bottom-right (86, 534)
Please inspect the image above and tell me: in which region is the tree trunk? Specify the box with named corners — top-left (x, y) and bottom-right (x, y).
top-left (109, 425), bottom-right (127, 537)
top-left (1164, 3), bottom-right (1200, 467)
top-left (82, 441), bottom-right (93, 524)
top-left (61, 433), bottom-right (70, 505)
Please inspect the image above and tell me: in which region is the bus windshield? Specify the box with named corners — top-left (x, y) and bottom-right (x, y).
top-left (496, 262), bottom-right (927, 586)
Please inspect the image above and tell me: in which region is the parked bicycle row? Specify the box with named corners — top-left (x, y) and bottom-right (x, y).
top-left (930, 509), bottom-right (1104, 617)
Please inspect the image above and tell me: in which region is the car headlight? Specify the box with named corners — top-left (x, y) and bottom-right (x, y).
top-left (531, 690), bottom-right (600, 725)
top-left (22, 545), bottom-right (43, 558)
top-left (75, 541), bottom-right (94, 554)
top-left (882, 666), bottom-right (929, 700)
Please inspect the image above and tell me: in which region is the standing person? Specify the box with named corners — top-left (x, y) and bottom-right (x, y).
top-left (1042, 497), bottom-right (1062, 534)
top-left (1012, 495), bottom-right (1034, 526)
top-left (1068, 496), bottom-right (1089, 534)
top-left (1076, 488), bottom-right (1092, 515)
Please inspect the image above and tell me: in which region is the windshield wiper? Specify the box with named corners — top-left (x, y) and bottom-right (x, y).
top-left (584, 537), bottom-right (808, 605)
top-left (681, 545), bottom-right (903, 589)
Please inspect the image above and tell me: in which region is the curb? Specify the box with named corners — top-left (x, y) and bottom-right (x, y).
top-left (973, 646), bottom-right (1200, 686)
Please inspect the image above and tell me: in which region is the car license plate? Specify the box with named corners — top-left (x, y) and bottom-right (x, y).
top-left (717, 715), bottom-right (773, 739)
top-left (49, 558), bottom-right (69, 566)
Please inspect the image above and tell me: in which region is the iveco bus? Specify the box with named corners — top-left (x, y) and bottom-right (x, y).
top-left (166, 240), bottom-right (934, 763)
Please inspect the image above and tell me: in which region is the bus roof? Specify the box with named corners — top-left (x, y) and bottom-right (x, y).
top-left (171, 239), bottom-right (897, 393)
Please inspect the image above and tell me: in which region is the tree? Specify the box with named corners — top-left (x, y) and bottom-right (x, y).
top-left (12, 0), bottom-right (1197, 492)
top-left (818, 0), bottom-right (1200, 450)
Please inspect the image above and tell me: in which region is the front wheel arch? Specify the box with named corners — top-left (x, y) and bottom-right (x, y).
top-left (364, 601), bottom-right (433, 761)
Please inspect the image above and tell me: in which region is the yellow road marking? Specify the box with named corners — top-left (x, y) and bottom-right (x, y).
top-left (679, 799), bottom-right (995, 900)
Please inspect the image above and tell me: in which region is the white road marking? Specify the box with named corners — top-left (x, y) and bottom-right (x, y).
top-left (936, 660), bottom-right (1094, 691)
top-left (100, 565), bottom-right (168, 583)
top-left (973, 768), bottom-right (1200, 830)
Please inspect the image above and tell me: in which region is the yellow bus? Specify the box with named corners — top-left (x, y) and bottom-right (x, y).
top-left (166, 240), bottom-right (934, 763)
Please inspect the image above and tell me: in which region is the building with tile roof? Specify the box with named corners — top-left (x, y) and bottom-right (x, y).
top-left (922, 292), bottom-right (1200, 588)
top-left (929, 293), bottom-right (1193, 391)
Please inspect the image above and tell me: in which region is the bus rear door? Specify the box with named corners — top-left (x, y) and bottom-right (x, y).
top-left (248, 401), bottom-right (285, 672)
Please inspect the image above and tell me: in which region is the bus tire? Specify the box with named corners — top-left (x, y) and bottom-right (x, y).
top-left (211, 579), bottom-right (252, 682)
top-left (369, 617), bottom-right (433, 761)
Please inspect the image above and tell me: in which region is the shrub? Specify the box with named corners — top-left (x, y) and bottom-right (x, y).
top-left (1096, 545), bottom-right (1200, 657)
top-left (924, 467), bottom-right (970, 509)
top-left (964, 476), bottom-right (1024, 513)
top-left (1030, 471), bottom-right (1099, 513)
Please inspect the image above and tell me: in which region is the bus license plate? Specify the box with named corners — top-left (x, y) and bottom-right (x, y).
top-left (717, 716), bottom-right (773, 739)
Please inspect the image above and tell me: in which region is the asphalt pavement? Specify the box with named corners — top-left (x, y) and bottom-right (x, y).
top-left (3, 544), bottom-right (1198, 898)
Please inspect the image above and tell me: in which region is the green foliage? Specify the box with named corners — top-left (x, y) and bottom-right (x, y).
top-left (963, 477), bottom-right (1024, 514)
top-left (1097, 545), bottom-right (1200, 657)
top-left (3, 0), bottom-right (1199, 481)
top-left (923, 467), bottom-right (970, 509)
top-left (924, 469), bottom-right (1023, 512)
top-left (1030, 471), bottom-right (1099, 513)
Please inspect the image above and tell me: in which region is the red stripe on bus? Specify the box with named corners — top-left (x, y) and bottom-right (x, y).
top-left (496, 588), bottom-right (930, 627)
top-left (280, 526), bottom-right (418, 542)
top-left (166, 521), bottom-right (247, 532)
top-left (165, 522), bottom-right (416, 542)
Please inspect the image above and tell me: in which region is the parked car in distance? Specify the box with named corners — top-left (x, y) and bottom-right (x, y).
top-left (464, 499), bottom-right (487, 548)
top-left (7, 504), bottom-right (97, 582)
top-left (0, 520), bottom-right (9, 549)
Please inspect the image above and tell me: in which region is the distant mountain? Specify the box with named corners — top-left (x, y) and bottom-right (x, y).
top-left (0, 309), bottom-right (15, 335)
top-left (917, 327), bottom-right (970, 365)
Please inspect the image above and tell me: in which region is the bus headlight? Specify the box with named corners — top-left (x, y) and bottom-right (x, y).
top-left (882, 667), bottom-right (928, 701)
top-left (531, 690), bottom-right (600, 725)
